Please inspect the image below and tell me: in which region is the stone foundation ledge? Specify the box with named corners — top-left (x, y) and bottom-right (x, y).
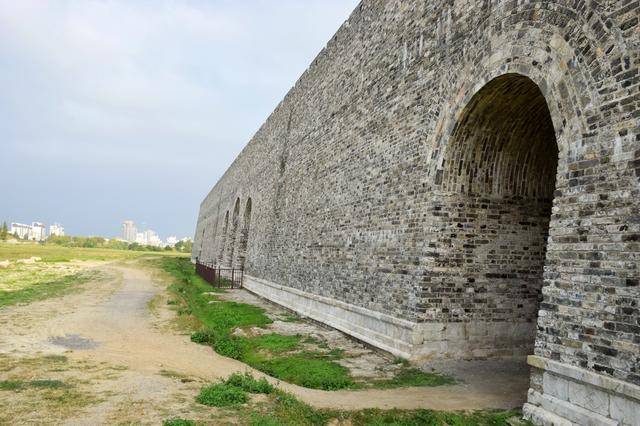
top-left (243, 274), bottom-right (416, 357)
top-left (525, 355), bottom-right (640, 425)
top-left (243, 274), bottom-right (538, 360)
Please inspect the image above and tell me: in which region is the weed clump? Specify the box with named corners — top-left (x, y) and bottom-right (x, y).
top-left (225, 372), bottom-right (273, 394)
top-left (196, 372), bottom-right (274, 408)
top-left (196, 383), bottom-right (248, 407)
top-left (190, 330), bottom-right (215, 344)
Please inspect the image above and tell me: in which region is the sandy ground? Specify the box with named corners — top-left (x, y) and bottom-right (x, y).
top-left (0, 262), bottom-right (530, 424)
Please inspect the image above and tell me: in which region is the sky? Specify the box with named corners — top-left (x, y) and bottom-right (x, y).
top-left (0, 0), bottom-right (360, 240)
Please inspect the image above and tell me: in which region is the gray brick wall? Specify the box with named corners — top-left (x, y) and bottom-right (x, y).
top-left (194, 0), bottom-right (639, 390)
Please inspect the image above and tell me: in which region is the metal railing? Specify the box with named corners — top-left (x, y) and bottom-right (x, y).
top-left (195, 261), bottom-right (243, 289)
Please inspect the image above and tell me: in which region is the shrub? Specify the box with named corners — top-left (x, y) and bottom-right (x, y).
top-left (196, 383), bottom-right (247, 407)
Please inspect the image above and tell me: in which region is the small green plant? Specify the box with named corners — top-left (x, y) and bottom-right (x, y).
top-left (190, 330), bottom-right (215, 344)
top-left (225, 372), bottom-right (273, 394)
top-left (196, 383), bottom-right (248, 407)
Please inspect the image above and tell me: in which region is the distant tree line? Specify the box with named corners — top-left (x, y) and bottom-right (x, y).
top-left (46, 235), bottom-right (192, 253)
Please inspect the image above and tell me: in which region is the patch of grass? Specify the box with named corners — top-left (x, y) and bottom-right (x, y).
top-left (224, 372), bottom-right (273, 394)
top-left (248, 389), bottom-right (525, 426)
top-left (196, 383), bottom-right (248, 407)
top-left (246, 334), bottom-right (302, 354)
top-left (371, 367), bottom-right (455, 389)
top-left (246, 355), bottom-right (353, 391)
top-left (163, 419), bottom-right (196, 426)
top-left (159, 258), bottom-right (355, 390)
top-left (0, 241), bottom-right (184, 262)
top-left (348, 408), bottom-right (525, 425)
top-left (29, 379), bottom-right (67, 389)
top-left (158, 257), bottom-right (453, 392)
top-left (0, 270), bottom-right (102, 308)
top-left (0, 379), bottom-right (68, 391)
top-left (0, 380), bottom-right (24, 391)
top-left (252, 390), bottom-right (335, 426)
top-left (187, 372), bottom-right (524, 426)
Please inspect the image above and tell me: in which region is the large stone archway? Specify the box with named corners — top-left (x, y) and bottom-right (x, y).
top-left (434, 73), bottom-right (558, 357)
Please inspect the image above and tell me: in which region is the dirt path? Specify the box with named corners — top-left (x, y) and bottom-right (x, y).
top-left (0, 263), bottom-right (527, 422)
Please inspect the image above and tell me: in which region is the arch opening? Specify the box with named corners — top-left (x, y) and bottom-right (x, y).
top-left (218, 211), bottom-right (229, 265)
top-left (439, 74), bottom-right (558, 356)
top-left (227, 198), bottom-right (241, 267)
top-left (236, 198), bottom-right (252, 270)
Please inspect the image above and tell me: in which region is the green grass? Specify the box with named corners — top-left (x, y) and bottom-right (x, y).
top-left (246, 334), bottom-right (302, 354)
top-left (163, 420), bottom-right (196, 426)
top-left (158, 257), bottom-right (356, 391)
top-left (195, 373), bottom-right (276, 409)
top-left (0, 270), bottom-right (101, 308)
top-left (0, 241), bottom-right (184, 262)
top-left (188, 372), bottom-right (525, 426)
top-left (0, 380), bottom-right (24, 391)
top-left (369, 368), bottom-right (455, 389)
top-left (196, 383), bottom-right (248, 407)
top-left (0, 379), bottom-right (68, 391)
top-left (245, 354), bottom-right (353, 391)
top-left (224, 372), bottom-right (274, 394)
top-left (158, 257), bottom-right (455, 392)
top-left (346, 408), bottom-right (525, 425)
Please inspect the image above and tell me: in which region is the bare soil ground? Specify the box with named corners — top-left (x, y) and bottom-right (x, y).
top-left (0, 261), bottom-right (530, 424)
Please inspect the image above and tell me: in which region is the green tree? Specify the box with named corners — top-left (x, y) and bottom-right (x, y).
top-left (0, 222), bottom-right (7, 241)
top-left (174, 240), bottom-right (193, 253)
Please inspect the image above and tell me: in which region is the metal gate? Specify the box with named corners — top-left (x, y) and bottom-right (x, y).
top-left (195, 261), bottom-right (243, 289)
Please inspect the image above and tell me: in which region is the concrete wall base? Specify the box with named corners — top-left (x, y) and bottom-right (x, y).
top-left (244, 274), bottom-right (537, 360)
top-left (525, 355), bottom-right (640, 426)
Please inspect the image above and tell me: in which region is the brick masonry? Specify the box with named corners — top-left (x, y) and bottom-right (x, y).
top-left (193, 1), bottom-right (639, 423)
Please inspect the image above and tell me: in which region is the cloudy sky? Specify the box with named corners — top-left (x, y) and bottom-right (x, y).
top-left (0, 0), bottom-right (359, 239)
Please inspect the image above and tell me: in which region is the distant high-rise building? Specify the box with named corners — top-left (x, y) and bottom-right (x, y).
top-left (49, 223), bottom-right (65, 237)
top-left (122, 220), bottom-right (136, 242)
top-left (31, 222), bottom-right (46, 241)
top-left (135, 232), bottom-right (145, 244)
top-left (10, 223), bottom-right (31, 239)
top-left (166, 236), bottom-right (178, 247)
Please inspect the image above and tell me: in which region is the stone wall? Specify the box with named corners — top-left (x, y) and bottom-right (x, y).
top-left (194, 1), bottom-right (639, 423)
